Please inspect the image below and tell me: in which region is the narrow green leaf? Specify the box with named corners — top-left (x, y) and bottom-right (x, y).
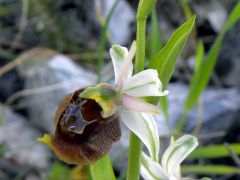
top-left (188, 143), bottom-right (240, 159)
top-left (178, 0), bottom-right (193, 19)
top-left (149, 15), bottom-right (196, 89)
top-left (148, 7), bottom-right (169, 119)
top-left (195, 40), bottom-right (205, 72)
top-left (182, 165), bottom-right (240, 175)
top-left (184, 2), bottom-right (240, 111)
top-left (159, 96), bottom-right (169, 119)
top-left (97, 0), bottom-right (120, 83)
top-left (47, 163), bottom-right (70, 180)
top-left (149, 7), bottom-right (163, 58)
top-left (90, 155), bottom-right (116, 180)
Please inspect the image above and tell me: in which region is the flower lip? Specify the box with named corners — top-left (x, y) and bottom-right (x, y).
top-left (40, 87), bottom-right (122, 165)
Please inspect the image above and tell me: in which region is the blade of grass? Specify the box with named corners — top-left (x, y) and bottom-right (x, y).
top-left (149, 16), bottom-right (195, 120)
top-left (188, 143), bottom-right (240, 159)
top-left (195, 40), bottom-right (205, 72)
top-left (149, 15), bottom-right (196, 89)
top-left (184, 2), bottom-right (240, 111)
top-left (178, 0), bottom-right (193, 19)
top-left (97, 0), bottom-right (120, 83)
top-left (177, 2), bottom-right (240, 132)
top-left (182, 165), bottom-right (240, 175)
top-left (149, 7), bottom-right (163, 58)
top-left (149, 7), bottom-right (169, 119)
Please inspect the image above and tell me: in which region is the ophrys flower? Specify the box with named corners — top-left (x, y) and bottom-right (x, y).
top-left (38, 41), bottom-right (168, 164)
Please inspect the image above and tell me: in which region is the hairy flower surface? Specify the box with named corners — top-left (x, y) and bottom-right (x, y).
top-left (38, 41), bottom-right (168, 164)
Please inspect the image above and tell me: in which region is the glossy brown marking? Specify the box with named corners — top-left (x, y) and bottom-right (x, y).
top-left (50, 88), bottom-right (121, 165)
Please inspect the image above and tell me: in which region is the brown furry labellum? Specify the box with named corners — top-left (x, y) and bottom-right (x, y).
top-left (50, 88), bottom-right (121, 165)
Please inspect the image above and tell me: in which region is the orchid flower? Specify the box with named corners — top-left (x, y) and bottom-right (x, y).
top-left (140, 135), bottom-right (209, 180)
top-left (80, 41), bottom-right (168, 161)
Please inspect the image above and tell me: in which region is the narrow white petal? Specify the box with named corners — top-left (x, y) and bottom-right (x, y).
top-left (116, 41), bottom-right (136, 88)
top-left (119, 107), bottom-right (159, 161)
top-left (110, 45), bottom-right (132, 85)
top-left (161, 135), bottom-right (199, 177)
top-left (122, 69), bottom-right (168, 97)
top-left (141, 152), bottom-right (168, 180)
top-left (122, 94), bottom-right (160, 115)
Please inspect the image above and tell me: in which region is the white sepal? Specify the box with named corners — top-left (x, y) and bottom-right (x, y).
top-left (110, 45), bottom-right (132, 85)
top-left (161, 135), bottom-right (199, 178)
top-left (115, 41), bottom-right (136, 88)
top-left (122, 94), bottom-right (160, 115)
top-left (122, 69), bottom-right (168, 97)
top-left (119, 107), bottom-right (160, 161)
top-left (141, 152), bottom-right (167, 180)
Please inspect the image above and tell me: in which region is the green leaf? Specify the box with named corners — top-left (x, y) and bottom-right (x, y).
top-left (182, 165), bottom-right (240, 175)
top-left (148, 7), bottom-right (168, 119)
top-left (195, 40), bottom-right (205, 72)
top-left (97, 0), bottom-right (120, 82)
top-left (159, 96), bottom-right (169, 119)
top-left (46, 163), bottom-right (70, 180)
top-left (149, 7), bottom-right (163, 58)
top-left (184, 2), bottom-right (240, 111)
top-left (188, 143), bottom-right (240, 159)
top-left (149, 15), bottom-right (196, 89)
top-left (178, 0), bottom-right (193, 19)
top-left (90, 155), bottom-right (116, 180)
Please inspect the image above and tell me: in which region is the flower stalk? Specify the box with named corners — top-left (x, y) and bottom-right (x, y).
top-left (127, 0), bottom-right (155, 179)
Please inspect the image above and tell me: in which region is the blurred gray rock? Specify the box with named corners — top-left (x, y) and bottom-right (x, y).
top-left (194, 0), bottom-right (227, 32)
top-left (101, 0), bottom-right (135, 44)
top-left (156, 83), bottom-right (240, 135)
top-left (216, 20), bottom-right (240, 88)
top-left (0, 104), bottom-right (50, 169)
top-left (17, 49), bottom-right (96, 132)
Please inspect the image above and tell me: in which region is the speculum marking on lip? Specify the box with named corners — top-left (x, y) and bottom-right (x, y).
top-left (62, 100), bottom-right (97, 134)
top-left (51, 88), bottom-right (121, 165)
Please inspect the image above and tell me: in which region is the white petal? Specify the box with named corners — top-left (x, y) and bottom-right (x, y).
top-left (116, 41), bottom-right (136, 88)
top-left (122, 69), bottom-right (168, 97)
top-left (119, 107), bottom-right (159, 161)
top-left (110, 45), bottom-right (132, 84)
top-left (161, 135), bottom-right (199, 177)
top-left (122, 94), bottom-right (160, 115)
top-left (141, 152), bottom-right (168, 180)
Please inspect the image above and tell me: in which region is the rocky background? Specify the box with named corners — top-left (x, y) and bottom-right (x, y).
top-left (0, 0), bottom-right (240, 179)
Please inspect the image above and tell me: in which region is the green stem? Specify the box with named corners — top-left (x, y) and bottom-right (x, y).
top-left (126, 18), bottom-right (146, 180)
top-left (126, 133), bottom-right (142, 180)
top-left (135, 19), bottom-right (146, 73)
